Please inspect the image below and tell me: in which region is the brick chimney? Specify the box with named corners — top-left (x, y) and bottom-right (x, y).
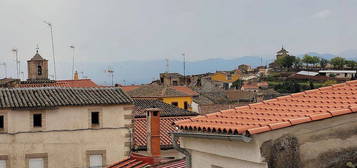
top-left (145, 108), bottom-right (161, 159)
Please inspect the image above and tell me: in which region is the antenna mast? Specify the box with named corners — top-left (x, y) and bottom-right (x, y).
top-left (69, 45), bottom-right (75, 79)
top-left (105, 67), bottom-right (115, 86)
top-left (44, 21), bottom-right (57, 80)
top-left (182, 53), bottom-right (186, 86)
top-left (165, 58), bottom-right (169, 73)
top-left (12, 48), bottom-right (20, 79)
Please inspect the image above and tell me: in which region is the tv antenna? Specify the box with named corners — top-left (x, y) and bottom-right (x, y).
top-left (44, 20), bottom-right (57, 80)
top-left (105, 67), bottom-right (115, 86)
top-left (165, 58), bottom-right (169, 73)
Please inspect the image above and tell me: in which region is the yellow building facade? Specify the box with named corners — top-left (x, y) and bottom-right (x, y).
top-left (162, 96), bottom-right (193, 111)
top-left (211, 72), bottom-right (239, 83)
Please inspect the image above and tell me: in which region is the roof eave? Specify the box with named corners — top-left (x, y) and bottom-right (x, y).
top-left (171, 132), bottom-right (252, 143)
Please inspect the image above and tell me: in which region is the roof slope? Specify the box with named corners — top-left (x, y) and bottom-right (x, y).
top-left (126, 85), bottom-right (190, 98)
top-left (18, 79), bottom-right (98, 88)
top-left (133, 99), bottom-right (198, 118)
top-left (0, 87), bottom-right (132, 109)
top-left (108, 153), bottom-right (186, 168)
top-left (176, 80), bottom-right (357, 135)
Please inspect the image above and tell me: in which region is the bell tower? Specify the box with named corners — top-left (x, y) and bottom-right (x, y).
top-left (27, 48), bottom-right (49, 81)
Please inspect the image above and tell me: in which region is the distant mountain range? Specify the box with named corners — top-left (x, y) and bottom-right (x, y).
top-left (3, 50), bottom-right (357, 85)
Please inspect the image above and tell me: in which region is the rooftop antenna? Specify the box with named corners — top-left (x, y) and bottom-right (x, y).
top-left (165, 58), bottom-right (169, 73)
top-left (69, 45), bottom-right (75, 79)
top-left (12, 48), bottom-right (20, 79)
top-left (43, 20), bottom-right (57, 80)
top-left (105, 67), bottom-right (115, 86)
top-left (260, 56), bottom-right (263, 66)
top-left (182, 53), bottom-right (186, 85)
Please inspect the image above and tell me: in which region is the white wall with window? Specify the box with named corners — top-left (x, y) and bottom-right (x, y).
top-left (29, 158), bottom-right (44, 168)
top-left (89, 155), bottom-right (103, 168)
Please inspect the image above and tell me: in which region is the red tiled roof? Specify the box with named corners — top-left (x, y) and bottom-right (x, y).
top-left (58, 79), bottom-right (98, 87)
top-left (17, 79), bottom-right (98, 88)
top-left (121, 85), bottom-right (143, 92)
top-left (176, 80), bottom-right (357, 135)
top-left (171, 86), bottom-right (199, 96)
top-left (133, 117), bottom-right (191, 149)
top-left (108, 153), bottom-right (186, 168)
top-left (17, 82), bottom-right (70, 88)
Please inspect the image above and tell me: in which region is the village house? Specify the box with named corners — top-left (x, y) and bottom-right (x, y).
top-left (319, 70), bottom-right (357, 79)
top-left (0, 87), bottom-right (133, 168)
top-left (174, 80), bottom-right (357, 168)
top-left (122, 85), bottom-right (198, 111)
top-left (210, 70), bottom-right (240, 89)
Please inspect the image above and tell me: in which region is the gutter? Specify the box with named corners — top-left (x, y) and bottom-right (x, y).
top-left (171, 132), bottom-right (252, 168)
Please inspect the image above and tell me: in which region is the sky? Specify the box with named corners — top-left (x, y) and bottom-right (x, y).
top-left (0, 0), bottom-right (357, 81)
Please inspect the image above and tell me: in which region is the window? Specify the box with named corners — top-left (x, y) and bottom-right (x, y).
top-left (33, 114), bottom-right (42, 127)
top-left (172, 81), bottom-right (178, 86)
top-left (37, 65), bottom-right (42, 75)
top-left (91, 112), bottom-right (100, 126)
top-left (87, 150), bottom-right (106, 168)
top-left (0, 160), bottom-right (6, 168)
top-left (26, 154), bottom-right (47, 168)
top-left (29, 158), bottom-right (44, 168)
top-left (184, 101), bottom-right (188, 110)
top-left (171, 102), bottom-right (178, 107)
top-left (0, 115), bottom-right (4, 130)
top-left (0, 156), bottom-right (7, 168)
top-left (89, 155), bottom-right (103, 168)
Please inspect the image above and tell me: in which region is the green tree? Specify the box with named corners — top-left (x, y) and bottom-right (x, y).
top-left (231, 79), bottom-right (243, 89)
top-left (311, 56), bottom-right (320, 67)
top-left (293, 57), bottom-right (302, 69)
top-left (275, 56), bottom-right (296, 70)
top-left (330, 57), bottom-right (346, 69)
top-left (345, 60), bottom-right (356, 69)
top-left (302, 54), bottom-right (313, 68)
top-left (319, 58), bottom-right (329, 69)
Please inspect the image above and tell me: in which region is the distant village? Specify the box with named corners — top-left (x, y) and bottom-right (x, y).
top-left (0, 47), bottom-right (356, 168)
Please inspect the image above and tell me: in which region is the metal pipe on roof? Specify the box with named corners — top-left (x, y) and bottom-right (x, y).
top-left (171, 132), bottom-right (252, 168)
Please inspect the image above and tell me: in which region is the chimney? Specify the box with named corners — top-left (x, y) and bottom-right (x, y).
top-left (145, 108), bottom-right (161, 159)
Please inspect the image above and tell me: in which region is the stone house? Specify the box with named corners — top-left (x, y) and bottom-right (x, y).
top-left (174, 80), bottom-right (357, 168)
top-left (0, 87), bottom-right (133, 168)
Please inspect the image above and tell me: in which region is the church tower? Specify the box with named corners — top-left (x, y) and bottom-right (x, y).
top-left (27, 49), bottom-right (49, 81)
top-left (276, 47), bottom-right (289, 59)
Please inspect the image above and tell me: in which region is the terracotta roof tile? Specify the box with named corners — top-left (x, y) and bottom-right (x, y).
top-left (176, 80), bottom-right (357, 135)
top-left (171, 86), bottom-right (199, 96)
top-left (17, 79), bottom-right (98, 88)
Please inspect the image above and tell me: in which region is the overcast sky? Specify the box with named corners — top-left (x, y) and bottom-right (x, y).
top-left (0, 0), bottom-right (357, 79)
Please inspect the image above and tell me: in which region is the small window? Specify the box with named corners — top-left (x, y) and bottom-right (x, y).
top-left (0, 159), bottom-right (6, 168)
top-left (37, 65), bottom-right (42, 76)
top-left (172, 81), bottom-right (178, 86)
top-left (184, 101), bottom-right (188, 110)
top-left (0, 116), bottom-right (4, 129)
top-left (91, 112), bottom-right (100, 125)
top-left (89, 154), bottom-right (103, 168)
top-left (29, 158), bottom-right (44, 168)
top-left (171, 102), bottom-right (178, 107)
top-left (33, 114), bottom-right (42, 127)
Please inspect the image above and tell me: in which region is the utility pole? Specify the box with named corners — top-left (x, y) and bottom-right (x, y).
top-left (44, 21), bottom-right (57, 80)
top-left (165, 58), bottom-right (169, 73)
top-left (182, 53), bottom-right (186, 86)
top-left (69, 45), bottom-right (75, 79)
top-left (12, 48), bottom-right (20, 79)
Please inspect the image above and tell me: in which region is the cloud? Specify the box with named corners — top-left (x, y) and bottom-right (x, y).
top-left (312, 9), bottom-right (331, 19)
